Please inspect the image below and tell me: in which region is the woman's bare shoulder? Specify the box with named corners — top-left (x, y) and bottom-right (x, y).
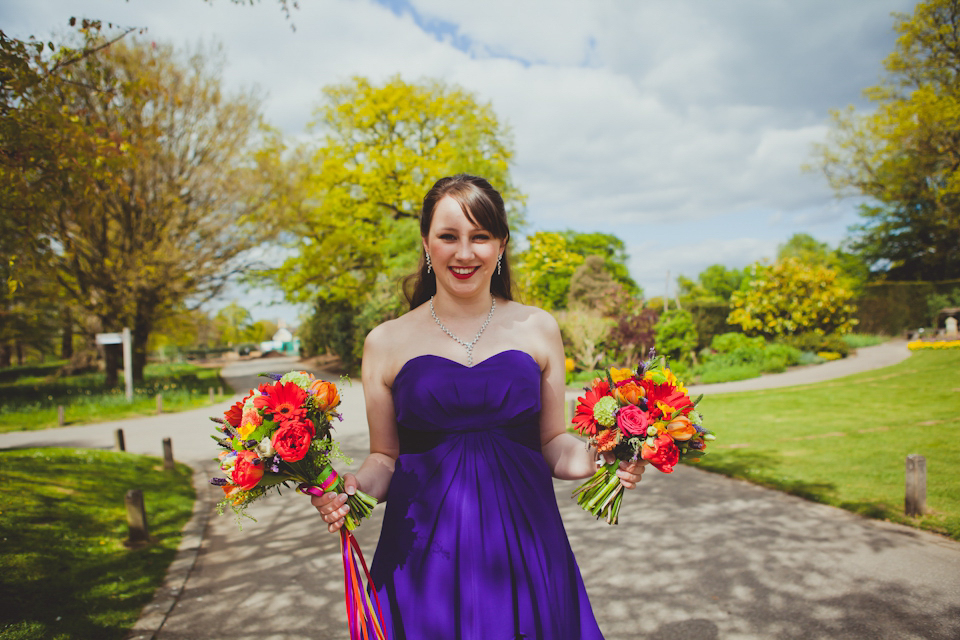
top-left (502, 300), bottom-right (559, 333)
top-left (365, 306), bottom-right (426, 347)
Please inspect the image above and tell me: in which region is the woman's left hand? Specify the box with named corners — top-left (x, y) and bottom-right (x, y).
top-left (603, 454), bottom-right (648, 489)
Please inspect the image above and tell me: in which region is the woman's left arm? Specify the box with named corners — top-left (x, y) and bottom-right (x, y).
top-left (535, 311), bottom-right (646, 487)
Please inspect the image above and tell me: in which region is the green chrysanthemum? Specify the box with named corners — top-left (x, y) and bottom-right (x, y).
top-left (279, 371), bottom-right (313, 390)
top-left (593, 396), bottom-right (618, 427)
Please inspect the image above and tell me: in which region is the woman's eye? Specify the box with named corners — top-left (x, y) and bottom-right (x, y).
top-left (439, 234), bottom-right (456, 241)
top-left (473, 234), bottom-right (490, 242)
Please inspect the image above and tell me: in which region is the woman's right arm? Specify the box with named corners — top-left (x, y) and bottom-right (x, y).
top-left (312, 325), bottom-right (400, 532)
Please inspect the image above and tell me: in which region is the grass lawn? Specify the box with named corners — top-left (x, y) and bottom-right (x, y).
top-left (0, 448), bottom-right (195, 640)
top-left (0, 362), bottom-right (228, 433)
top-left (694, 349), bottom-right (960, 541)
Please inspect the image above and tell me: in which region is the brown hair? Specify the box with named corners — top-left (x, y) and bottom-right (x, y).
top-left (405, 174), bottom-right (513, 309)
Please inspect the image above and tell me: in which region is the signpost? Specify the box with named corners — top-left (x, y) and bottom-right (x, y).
top-left (96, 329), bottom-right (134, 401)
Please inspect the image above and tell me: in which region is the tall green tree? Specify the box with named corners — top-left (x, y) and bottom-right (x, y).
top-left (816, 0), bottom-right (960, 280)
top-left (4, 33), bottom-right (267, 383)
top-left (262, 75), bottom-right (523, 307)
top-left (259, 76), bottom-right (523, 369)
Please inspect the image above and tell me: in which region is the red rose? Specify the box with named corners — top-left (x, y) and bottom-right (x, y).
top-left (231, 450), bottom-right (264, 490)
top-left (641, 433), bottom-right (680, 473)
top-left (616, 404), bottom-right (651, 437)
top-left (271, 421), bottom-right (313, 462)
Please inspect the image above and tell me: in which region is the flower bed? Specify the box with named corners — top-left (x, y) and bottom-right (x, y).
top-left (908, 339), bottom-right (960, 350)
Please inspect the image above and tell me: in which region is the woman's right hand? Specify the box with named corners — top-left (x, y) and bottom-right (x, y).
top-left (311, 472), bottom-right (358, 533)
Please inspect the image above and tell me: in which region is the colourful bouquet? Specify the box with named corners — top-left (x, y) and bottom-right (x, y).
top-left (209, 370), bottom-right (387, 640)
top-left (571, 353), bottom-right (715, 524)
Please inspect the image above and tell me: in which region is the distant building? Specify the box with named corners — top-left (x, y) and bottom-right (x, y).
top-left (259, 320), bottom-right (300, 354)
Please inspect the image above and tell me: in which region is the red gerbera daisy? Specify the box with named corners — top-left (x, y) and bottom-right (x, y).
top-left (640, 379), bottom-right (692, 420)
top-left (572, 378), bottom-right (610, 436)
top-left (254, 381), bottom-right (308, 425)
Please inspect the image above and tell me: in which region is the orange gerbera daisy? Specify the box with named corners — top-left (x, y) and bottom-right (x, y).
top-left (572, 378), bottom-right (610, 436)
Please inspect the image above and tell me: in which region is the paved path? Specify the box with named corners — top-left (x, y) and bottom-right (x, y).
top-left (3, 343), bottom-right (959, 639)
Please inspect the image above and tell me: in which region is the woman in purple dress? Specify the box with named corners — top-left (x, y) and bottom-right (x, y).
top-left (313, 174), bottom-right (646, 639)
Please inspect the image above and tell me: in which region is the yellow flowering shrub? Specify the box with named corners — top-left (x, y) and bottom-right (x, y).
top-left (728, 258), bottom-right (858, 338)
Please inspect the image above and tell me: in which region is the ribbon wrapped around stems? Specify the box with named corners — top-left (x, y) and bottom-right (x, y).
top-left (298, 470), bottom-right (388, 640)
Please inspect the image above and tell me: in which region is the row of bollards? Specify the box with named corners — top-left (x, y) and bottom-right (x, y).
top-left (116, 429), bottom-right (177, 547)
top-left (55, 387), bottom-right (223, 425)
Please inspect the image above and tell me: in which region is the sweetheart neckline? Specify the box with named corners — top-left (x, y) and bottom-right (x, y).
top-left (395, 349), bottom-right (538, 380)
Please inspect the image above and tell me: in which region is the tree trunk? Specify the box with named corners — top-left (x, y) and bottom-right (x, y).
top-left (15, 341), bottom-right (23, 365)
top-left (132, 298), bottom-right (156, 384)
top-left (0, 343), bottom-right (10, 368)
top-left (61, 308), bottom-right (73, 360)
top-left (104, 342), bottom-right (121, 387)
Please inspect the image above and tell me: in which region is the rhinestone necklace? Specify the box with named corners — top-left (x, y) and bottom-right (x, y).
top-left (429, 295), bottom-right (496, 366)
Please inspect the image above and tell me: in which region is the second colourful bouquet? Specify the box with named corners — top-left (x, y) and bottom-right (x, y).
top-left (572, 352), bottom-right (715, 524)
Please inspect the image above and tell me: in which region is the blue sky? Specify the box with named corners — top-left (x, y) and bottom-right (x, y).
top-left (3, 0), bottom-right (918, 325)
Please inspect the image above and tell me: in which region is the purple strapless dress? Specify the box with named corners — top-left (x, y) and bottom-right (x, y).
top-left (369, 350), bottom-right (604, 639)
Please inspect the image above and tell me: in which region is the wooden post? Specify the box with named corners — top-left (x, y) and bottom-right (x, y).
top-left (57, 405), bottom-right (65, 427)
top-left (569, 399), bottom-right (576, 424)
top-left (124, 489), bottom-right (149, 547)
top-left (905, 454), bottom-right (927, 517)
top-left (162, 437), bottom-right (175, 471)
top-left (156, 393), bottom-right (163, 414)
top-left (209, 386), bottom-right (215, 403)
top-left (114, 428), bottom-right (125, 452)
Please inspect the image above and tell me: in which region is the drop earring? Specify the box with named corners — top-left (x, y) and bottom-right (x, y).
top-left (426, 252), bottom-right (432, 274)
top-left (497, 253), bottom-right (502, 275)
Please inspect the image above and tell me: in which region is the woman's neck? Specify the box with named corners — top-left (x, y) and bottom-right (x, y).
top-left (430, 290), bottom-right (496, 320)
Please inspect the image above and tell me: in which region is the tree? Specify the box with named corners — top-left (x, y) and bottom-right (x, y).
top-left (0, 24), bottom-right (134, 368)
top-left (567, 255), bottom-right (622, 313)
top-left (678, 265), bottom-right (747, 305)
top-left (559, 231), bottom-right (640, 296)
top-left (214, 303), bottom-right (254, 346)
top-left (653, 310), bottom-right (698, 364)
top-left (5, 34), bottom-right (267, 383)
top-left (514, 232), bottom-right (584, 310)
top-left (816, 0), bottom-right (960, 280)
top-left (777, 233), bottom-right (869, 292)
top-left (262, 75), bottom-right (523, 305)
top-left (727, 258), bottom-right (858, 338)
top-left (257, 76), bottom-right (523, 369)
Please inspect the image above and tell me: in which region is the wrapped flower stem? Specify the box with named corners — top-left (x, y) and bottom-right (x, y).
top-left (297, 464), bottom-right (378, 531)
top-left (573, 461), bottom-right (624, 525)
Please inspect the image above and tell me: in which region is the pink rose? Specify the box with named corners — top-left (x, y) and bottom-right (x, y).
top-left (616, 404), bottom-right (651, 437)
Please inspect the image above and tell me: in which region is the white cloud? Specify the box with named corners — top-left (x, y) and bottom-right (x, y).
top-left (1, 0), bottom-right (919, 320)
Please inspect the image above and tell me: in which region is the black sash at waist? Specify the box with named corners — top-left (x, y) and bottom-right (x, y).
top-left (397, 421), bottom-right (541, 455)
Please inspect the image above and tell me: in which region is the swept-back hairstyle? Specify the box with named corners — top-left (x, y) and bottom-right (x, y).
top-left (405, 174), bottom-right (513, 309)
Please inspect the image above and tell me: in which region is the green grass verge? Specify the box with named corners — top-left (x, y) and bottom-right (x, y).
top-left (693, 349), bottom-right (960, 541)
top-left (0, 363), bottom-right (228, 433)
top-left (0, 448), bottom-right (195, 640)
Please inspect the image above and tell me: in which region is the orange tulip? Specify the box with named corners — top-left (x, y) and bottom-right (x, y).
top-left (615, 381), bottom-right (645, 405)
top-left (665, 416), bottom-right (696, 441)
top-left (309, 379), bottom-right (341, 411)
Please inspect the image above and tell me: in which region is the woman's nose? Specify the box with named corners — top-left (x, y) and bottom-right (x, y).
top-left (455, 240), bottom-right (473, 260)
